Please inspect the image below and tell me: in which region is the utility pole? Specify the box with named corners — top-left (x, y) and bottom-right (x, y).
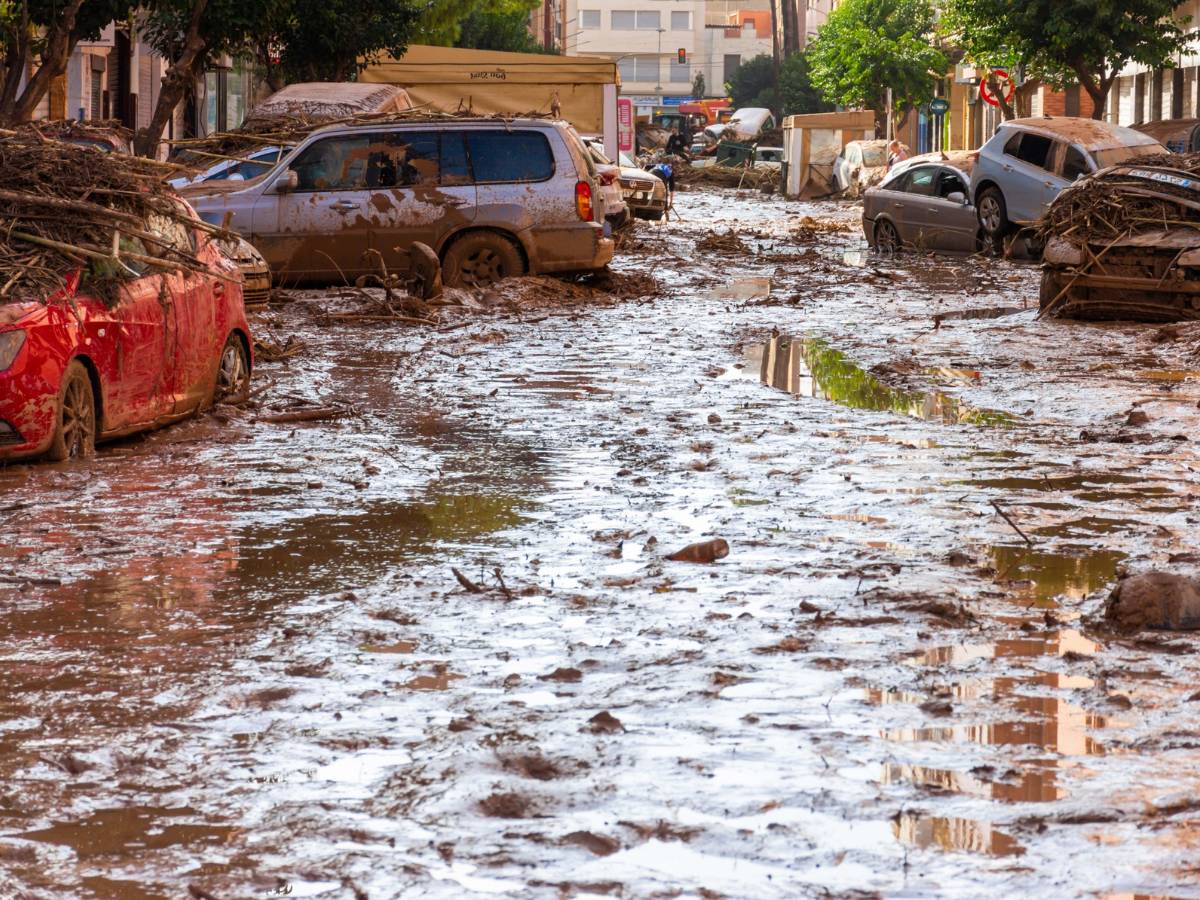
top-left (655, 27), bottom-right (665, 96)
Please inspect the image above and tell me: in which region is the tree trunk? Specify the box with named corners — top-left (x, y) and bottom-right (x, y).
top-left (1072, 60), bottom-right (1112, 120)
top-left (133, 0), bottom-right (210, 157)
top-left (0, 3), bottom-right (32, 121)
top-left (7, 0), bottom-right (86, 124)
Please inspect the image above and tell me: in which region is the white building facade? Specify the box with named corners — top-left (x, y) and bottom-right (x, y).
top-left (564, 0), bottom-right (773, 103)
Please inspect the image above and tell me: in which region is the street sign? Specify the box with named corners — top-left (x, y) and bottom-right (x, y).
top-left (929, 97), bottom-right (950, 115)
top-left (980, 69), bottom-right (1016, 107)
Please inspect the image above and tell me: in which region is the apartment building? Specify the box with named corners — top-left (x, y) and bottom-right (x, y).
top-left (564, 0), bottom-right (772, 104)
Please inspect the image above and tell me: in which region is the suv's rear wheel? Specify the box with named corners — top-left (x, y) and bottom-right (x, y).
top-left (47, 360), bottom-right (95, 462)
top-left (213, 333), bottom-right (250, 406)
top-left (443, 232), bottom-right (525, 287)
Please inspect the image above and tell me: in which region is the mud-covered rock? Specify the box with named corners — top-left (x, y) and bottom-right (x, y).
top-left (1104, 572), bottom-right (1200, 631)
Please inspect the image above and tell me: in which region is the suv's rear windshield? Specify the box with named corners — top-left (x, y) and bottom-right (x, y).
top-left (466, 130), bottom-right (554, 183)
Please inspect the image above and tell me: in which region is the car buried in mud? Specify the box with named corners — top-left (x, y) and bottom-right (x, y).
top-left (863, 151), bottom-right (980, 253)
top-left (1040, 158), bottom-right (1200, 321)
top-left (0, 204), bottom-right (252, 463)
top-left (185, 117), bottom-right (615, 288)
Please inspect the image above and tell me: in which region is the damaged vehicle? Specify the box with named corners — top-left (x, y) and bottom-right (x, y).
top-left (583, 139), bottom-right (632, 229)
top-left (1133, 118), bottom-right (1200, 153)
top-left (1040, 156), bottom-right (1200, 321)
top-left (832, 139), bottom-right (890, 196)
top-left (186, 117), bottom-right (614, 288)
top-left (972, 117), bottom-right (1165, 245)
top-left (0, 202), bottom-right (252, 463)
top-left (863, 152), bottom-right (980, 253)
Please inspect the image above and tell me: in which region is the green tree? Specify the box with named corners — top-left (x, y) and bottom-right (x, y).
top-left (941, 0), bottom-right (1189, 120)
top-left (456, 5), bottom-right (545, 53)
top-left (726, 54), bottom-right (776, 109)
top-left (691, 70), bottom-right (705, 100)
top-left (808, 0), bottom-right (946, 132)
top-left (778, 51), bottom-right (831, 116)
top-left (421, 0), bottom-right (539, 47)
top-left (137, 0), bottom-right (282, 155)
top-left (0, 0), bottom-right (137, 124)
top-left (254, 0), bottom-right (420, 87)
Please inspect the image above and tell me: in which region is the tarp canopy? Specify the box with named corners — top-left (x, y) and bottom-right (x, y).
top-left (360, 45), bottom-right (618, 135)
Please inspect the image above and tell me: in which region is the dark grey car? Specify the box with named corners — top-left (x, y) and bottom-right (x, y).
top-left (862, 153), bottom-right (979, 253)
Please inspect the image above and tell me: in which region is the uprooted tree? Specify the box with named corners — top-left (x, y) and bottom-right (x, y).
top-left (807, 0), bottom-right (946, 134)
top-left (941, 0), bottom-right (1190, 120)
top-left (0, 0), bottom-right (136, 125)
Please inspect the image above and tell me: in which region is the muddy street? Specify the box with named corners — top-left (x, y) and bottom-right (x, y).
top-left (3, 188), bottom-right (1200, 898)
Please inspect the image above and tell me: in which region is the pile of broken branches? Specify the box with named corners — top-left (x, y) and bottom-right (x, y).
top-left (1040, 152), bottom-right (1200, 244)
top-left (0, 126), bottom-right (226, 304)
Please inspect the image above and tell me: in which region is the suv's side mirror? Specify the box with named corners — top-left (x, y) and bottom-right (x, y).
top-left (274, 169), bottom-right (299, 194)
top-left (946, 191), bottom-right (967, 205)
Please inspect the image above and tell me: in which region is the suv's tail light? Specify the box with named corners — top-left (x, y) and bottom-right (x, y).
top-left (598, 169), bottom-right (616, 186)
top-left (575, 180), bottom-right (594, 222)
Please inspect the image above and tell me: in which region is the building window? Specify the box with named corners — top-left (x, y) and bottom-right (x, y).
top-left (612, 10), bottom-right (660, 29)
top-left (619, 56), bottom-right (660, 83)
top-left (580, 9), bottom-right (600, 29)
top-left (671, 11), bottom-right (690, 30)
top-left (670, 60), bottom-right (690, 83)
top-left (723, 54), bottom-right (741, 84)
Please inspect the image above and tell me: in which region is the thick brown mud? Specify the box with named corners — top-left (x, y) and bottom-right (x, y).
top-left (2, 188), bottom-right (1200, 897)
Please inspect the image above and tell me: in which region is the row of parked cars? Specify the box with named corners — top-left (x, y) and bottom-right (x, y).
top-left (2, 108), bottom-right (638, 464)
top-left (861, 116), bottom-right (1166, 253)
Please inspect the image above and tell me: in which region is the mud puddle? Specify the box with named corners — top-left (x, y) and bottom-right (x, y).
top-left (740, 333), bottom-right (1017, 426)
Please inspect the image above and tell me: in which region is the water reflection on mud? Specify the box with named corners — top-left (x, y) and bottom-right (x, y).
top-left (893, 813), bottom-right (1025, 857)
top-left (990, 544), bottom-right (1127, 607)
top-left (883, 762), bottom-right (1065, 803)
top-left (747, 334), bottom-right (1016, 426)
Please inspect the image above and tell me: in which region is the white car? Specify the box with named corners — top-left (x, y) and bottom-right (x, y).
top-left (583, 140), bottom-right (631, 228)
top-left (755, 147), bottom-right (783, 169)
top-left (170, 146), bottom-right (283, 189)
top-left (705, 108), bottom-right (776, 143)
top-left (832, 140), bottom-right (890, 196)
top-left (585, 140), bottom-right (666, 222)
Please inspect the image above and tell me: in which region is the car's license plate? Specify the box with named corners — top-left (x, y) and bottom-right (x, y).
top-left (1128, 169), bottom-right (1199, 191)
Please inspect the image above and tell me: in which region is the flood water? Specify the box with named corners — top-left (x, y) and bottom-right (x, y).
top-left (2, 190), bottom-right (1200, 897)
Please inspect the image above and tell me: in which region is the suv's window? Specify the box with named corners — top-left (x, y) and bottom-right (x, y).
top-left (441, 132), bottom-right (471, 185)
top-left (292, 135), bottom-right (374, 191)
top-left (1061, 145), bottom-right (1090, 181)
top-left (208, 157), bottom-right (274, 182)
top-left (365, 132), bottom-right (439, 188)
top-left (935, 169), bottom-right (966, 198)
top-left (467, 130), bottom-right (554, 183)
top-left (1003, 131), bottom-right (1022, 157)
top-left (905, 166), bottom-right (938, 196)
top-left (1014, 132), bottom-right (1054, 170)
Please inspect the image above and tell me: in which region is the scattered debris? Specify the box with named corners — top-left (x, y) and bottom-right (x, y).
top-left (666, 538), bottom-right (730, 563)
top-left (1105, 572), bottom-right (1200, 631)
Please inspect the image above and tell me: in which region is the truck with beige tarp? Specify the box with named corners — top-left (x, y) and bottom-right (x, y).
top-left (358, 45), bottom-right (620, 161)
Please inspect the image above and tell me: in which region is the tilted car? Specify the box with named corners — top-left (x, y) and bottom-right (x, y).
top-left (971, 117), bottom-right (1165, 246)
top-left (863, 151), bottom-right (979, 253)
top-left (185, 117), bottom-right (614, 287)
top-left (1133, 118), bottom-right (1200, 153)
top-left (0, 204), bottom-right (252, 462)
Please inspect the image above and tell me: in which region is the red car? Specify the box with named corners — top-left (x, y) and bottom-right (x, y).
top-left (0, 207), bottom-right (253, 462)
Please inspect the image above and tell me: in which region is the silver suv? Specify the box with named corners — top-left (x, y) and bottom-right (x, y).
top-left (971, 117), bottom-right (1164, 244)
top-left (185, 118), bottom-right (614, 287)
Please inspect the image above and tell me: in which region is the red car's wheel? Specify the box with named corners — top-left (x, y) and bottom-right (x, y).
top-left (46, 361), bottom-right (96, 462)
top-left (213, 334), bottom-right (250, 406)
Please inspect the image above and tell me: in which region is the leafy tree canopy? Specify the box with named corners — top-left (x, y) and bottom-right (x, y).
top-left (456, 3), bottom-right (548, 54)
top-left (726, 54), bottom-right (776, 109)
top-left (808, 0), bottom-right (946, 125)
top-left (778, 51), bottom-right (832, 116)
top-left (940, 0), bottom-right (1189, 119)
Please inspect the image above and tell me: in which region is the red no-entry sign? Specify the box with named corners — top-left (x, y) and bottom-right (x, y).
top-left (981, 69), bottom-right (1016, 107)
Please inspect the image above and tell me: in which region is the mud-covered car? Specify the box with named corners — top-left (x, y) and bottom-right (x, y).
top-left (583, 139), bottom-right (632, 229)
top-left (972, 117), bottom-right (1165, 246)
top-left (0, 205), bottom-right (252, 462)
top-left (1133, 118), bottom-right (1200, 154)
top-left (618, 159), bottom-right (667, 222)
top-left (1040, 158), bottom-right (1200, 321)
top-left (186, 117), bottom-right (614, 287)
top-left (863, 152), bottom-right (979, 253)
top-left (219, 237), bottom-right (272, 310)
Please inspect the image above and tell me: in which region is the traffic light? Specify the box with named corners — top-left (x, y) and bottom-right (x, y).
top-left (677, 48), bottom-right (687, 65)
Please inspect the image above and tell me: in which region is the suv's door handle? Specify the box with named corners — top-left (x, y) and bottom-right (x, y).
top-left (330, 200), bottom-right (357, 212)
